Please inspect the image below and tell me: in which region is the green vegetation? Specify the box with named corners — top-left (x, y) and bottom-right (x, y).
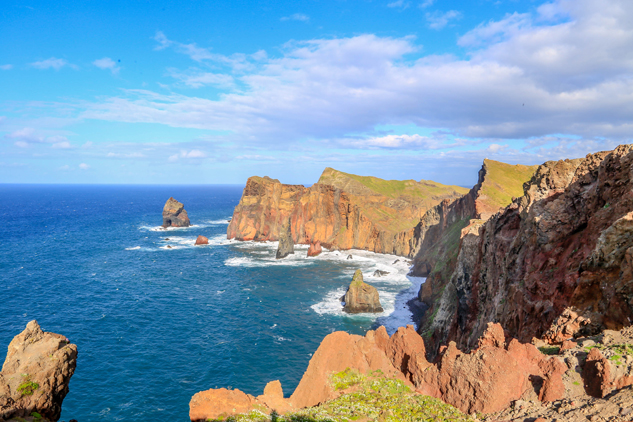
top-left (479, 159), bottom-right (538, 211)
top-left (318, 168), bottom-right (469, 200)
top-left (17, 374), bottom-right (39, 396)
top-left (538, 346), bottom-right (561, 355)
top-left (209, 371), bottom-right (472, 422)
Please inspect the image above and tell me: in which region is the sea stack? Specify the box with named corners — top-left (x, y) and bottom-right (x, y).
top-left (162, 197), bottom-right (190, 228)
top-left (307, 240), bottom-right (322, 257)
top-left (275, 218), bottom-right (294, 259)
top-left (195, 235), bottom-right (209, 245)
top-left (343, 270), bottom-right (383, 313)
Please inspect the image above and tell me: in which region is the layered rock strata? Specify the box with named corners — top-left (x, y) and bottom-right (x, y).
top-left (0, 321), bottom-right (77, 421)
top-left (162, 197), bottom-right (190, 227)
top-left (227, 169), bottom-right (469, 256)
top-left (275, 218), bottom-right (294, 259)
top-left (418, 145), bottom-right (633, 359)
top-left (342, 270), bottom-right (383, 313)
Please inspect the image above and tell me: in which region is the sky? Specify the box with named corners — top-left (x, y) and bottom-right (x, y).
top-left (1, 0), bottom-right (632, 186)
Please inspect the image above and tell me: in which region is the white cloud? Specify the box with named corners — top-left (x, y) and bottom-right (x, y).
top-left (342, 134), bottom-right (468, 149)
top-left (426, 10), bottom-right (463, 30)
top-left (79, 163), bottom-right (90, 170)
top-left (80, 0), bottom-right (633, 147)
top-left (51, 141), bottom-right (71, 149)
top-left (0, 64), bottom-right (12, 70)
top-left (388, 0), bottom-right (410, 9)
top-left (106, 152), bottom-right (146, 158)
top-left (168, 149), bottom-right (207, 161)
top-left (168, 69), bottom-right (234, 88)
top-left (93, 57), bottom-right (120, 74)
top-left (31, 57), bottom-right (72, 70)
top-left (59, 165), bottom-right (71, 171)
top-left (281, 13), bottom-right (310, 22)
top-left (419, 0), bottom-right (434, 8)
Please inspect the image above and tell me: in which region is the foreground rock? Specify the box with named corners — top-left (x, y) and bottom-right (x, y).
top-left (162, 197), bottom-right (190, 228)
top-left (275, 218), bottom-right (294, 259)
top-left (306, 240), bottom-right (322, 257)
top-left (194, 235), bottom-right (208, 245)
top-left (0, 321), bottom-right (77, 421)
top-left (342, 270), bottom-right (383, 313)
top-left (227, 169), bottom-right (468, 256)
top-left (190, 323), bottom-right (572, 420)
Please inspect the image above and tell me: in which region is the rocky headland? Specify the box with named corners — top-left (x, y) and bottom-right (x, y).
top-left (162, 197), bottom-right (190, 228)
top-left (227, 168), bottom-right (469, 256)
top-left (0, 321), bottom-right (77, 422)
top-left (413, 145), bottom-right (633, 360)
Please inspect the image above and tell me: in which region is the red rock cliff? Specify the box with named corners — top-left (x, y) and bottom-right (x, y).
top-left (419, 144), bottom-right (633, 358)
top-left (227, 169), bottom-right (468, 257)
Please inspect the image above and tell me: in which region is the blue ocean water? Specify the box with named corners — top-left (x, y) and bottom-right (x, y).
top-left (0, 184), bottom-right (423, 421)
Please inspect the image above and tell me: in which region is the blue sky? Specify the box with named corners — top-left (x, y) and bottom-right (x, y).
top-left (1, 0), bottom-right (631, 185)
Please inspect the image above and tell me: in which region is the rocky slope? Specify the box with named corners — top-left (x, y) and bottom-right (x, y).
top-left (0, 321), bottom-right (77, 422)
top-left (418, 145), bottom-right (633, 359)
top-left (227, 169), bottom-right (469, 256)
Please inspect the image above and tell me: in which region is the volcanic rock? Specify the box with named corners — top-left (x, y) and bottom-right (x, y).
top-left (189, 388), bottom-right (261, 422)
top-left (194, 235), bottom-right (209, 245)
top-left (343, 270), bottom-right (383, 313)
top-left (373, 270), bottom-right (389, 277)
top-left (307, 240), bottom-right (322, 257)
top-left (414, 145), bottom-right (633, 358)
top-left (275, 218), bottom-right (294, 259)
top-left (162, 197), bottom-right (190, 228)
top-left (347, 254), bottom-right (353, 260)
top-left (0, 320), bottom-right (77, 421)
top-left (542, 307), bottom-right (591, 344)
top-left (227, 170), bottom-right (468, 256)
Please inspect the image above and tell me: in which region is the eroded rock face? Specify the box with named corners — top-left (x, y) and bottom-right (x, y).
top-left (275, 218), bottom-right (294, 259)
top-left (194, 235), bottom-right (208, 245)
top-left (0, 320), bottom-right (77, 421)
top-left (343, 270), bottom-right (383, 313)
top-left (190, 388), bottom-right (261, 422)
top-left (417, 145), bottom-right (633, 358)
top-left (227, 170), bottom-right (468, 257)
top-left (307, 240), bottom-right (322, 257)
top-left (162, 197), bottom-right (190, 228)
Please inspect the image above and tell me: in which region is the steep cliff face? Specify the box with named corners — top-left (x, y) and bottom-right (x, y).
top-left (227, 170), bottom-right (468, 256)
top-left (410, 160), bottom-right (537, 317)
top-left (421, 145), bottom-right (633, 358)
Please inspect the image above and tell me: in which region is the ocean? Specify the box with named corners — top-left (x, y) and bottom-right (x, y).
top-left (0, 184), bottom-right (424, 421)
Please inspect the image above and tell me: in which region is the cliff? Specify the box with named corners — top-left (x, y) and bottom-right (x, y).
top-left (227, 169), bottom-right (469, 256)
top-left (419, 145), bottom-right (633, 358)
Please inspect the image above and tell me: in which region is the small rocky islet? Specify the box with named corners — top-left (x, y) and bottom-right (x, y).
top-left (8, 145), bottom-right (633, 421)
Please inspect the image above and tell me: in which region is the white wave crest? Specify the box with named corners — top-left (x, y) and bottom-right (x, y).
top-left (125, 246), bottom-right (141, 250)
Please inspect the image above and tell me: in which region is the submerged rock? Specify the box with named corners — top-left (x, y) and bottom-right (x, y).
top-left (307, 240), bottom-right (322, 257)
top-left (0, 320), bottom-right (77, 421)
top-left (373, 270), bottom-right (389, 277)
top-left (162, 197), bottom-right (190, 228)
top-left (195, 235), bottom-right (209, 245)
top-left (347, 255), bottom-right (353, 260)
top-left (343, 270), bottom-right (383, 313)
top-left (275, 218), bottom-right (294, 259)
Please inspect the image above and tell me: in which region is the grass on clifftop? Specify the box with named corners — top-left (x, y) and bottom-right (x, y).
top-left (211, 370), bottom-right (472, 422)
top-left (319, 168), bottom-right (469, 199)
top-left (479, 159), bottom-right (538, 211)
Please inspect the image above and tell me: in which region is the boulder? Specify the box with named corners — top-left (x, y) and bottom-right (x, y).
top-left (194, 235), bottom-right (209, 245)
top-left (189, 388), bottom-right (261, 422)
top-left (343, 270), bottom-right (383, 313)
top-left (162, 197), bottom-right (190, 227)
top-left (275, 218), bottom-right (294, 259)
top-left (373, 270), bottom-right (389, 277)
top-left (347, 255), bottom-right (353, 260)
top-left (307, 240), bottom-right (322, 257)
top-left (584, 348), bottom-right (613, 398)
top-left (0, 320), bottom-right (77, 421)
top-left (542, 307), bottom-right (590, 344)
top-left (257, 380), bottom-right (293, 414)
